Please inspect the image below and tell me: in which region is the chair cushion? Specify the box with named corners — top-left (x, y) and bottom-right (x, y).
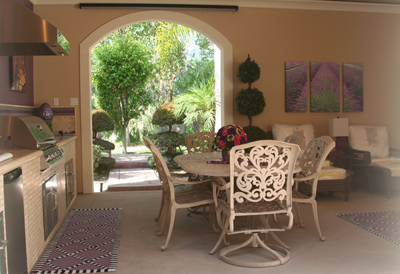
top-left (349, 125), bottom-right (389, 158)
top-left (319, 166), bottom-right (347, 180)
top-left (272, 123), bottom-right (314, 149)
top-left (371, 158), bottom-right (400, 177)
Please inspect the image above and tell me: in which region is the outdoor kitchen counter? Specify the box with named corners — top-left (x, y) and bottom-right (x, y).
top-left (0, 135), bottom-right (77, 272)
top-left (0, 135), bottom-right (77, 175)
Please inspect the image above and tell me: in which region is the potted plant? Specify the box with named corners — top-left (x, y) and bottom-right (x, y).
top-left (235, 55), bottom-right (268, 142)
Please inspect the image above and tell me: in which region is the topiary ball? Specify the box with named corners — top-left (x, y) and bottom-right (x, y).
top-left (237, 55), bottom-right (261, 85)
top-left (243, 126), bottom-right (268, 143)
top-left (235, 88), bottom-right (266, 118)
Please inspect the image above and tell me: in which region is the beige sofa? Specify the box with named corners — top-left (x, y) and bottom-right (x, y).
top-left (344, 125), bottom-right (400, 198)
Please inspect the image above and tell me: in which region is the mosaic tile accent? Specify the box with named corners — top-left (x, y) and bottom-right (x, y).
top-left (0, 105), bottom-right (34, 116)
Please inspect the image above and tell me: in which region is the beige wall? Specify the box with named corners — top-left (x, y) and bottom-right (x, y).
top-left (32, 5), bottom-right (400, 192)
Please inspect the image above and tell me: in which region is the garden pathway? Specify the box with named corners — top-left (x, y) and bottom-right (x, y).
top-left (94, 150), bottom-right (162, 192)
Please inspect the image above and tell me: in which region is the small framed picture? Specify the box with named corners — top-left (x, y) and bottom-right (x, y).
top-left (10, 56), bottom-right (27, 92)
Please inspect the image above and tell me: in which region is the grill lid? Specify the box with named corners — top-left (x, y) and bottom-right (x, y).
top-left (4, 116), bottom-right (56, 149)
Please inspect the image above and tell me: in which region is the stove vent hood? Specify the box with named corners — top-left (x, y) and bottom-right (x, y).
top-left (0, 0), bottom-right (69, 56)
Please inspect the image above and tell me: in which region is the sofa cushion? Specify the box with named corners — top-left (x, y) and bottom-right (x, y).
top-left (371, 158), bottom-right (400, 177)
top-left (349, 125), bottom-right (389, 158)
top-left (272, 123), bottom-right (314, 149)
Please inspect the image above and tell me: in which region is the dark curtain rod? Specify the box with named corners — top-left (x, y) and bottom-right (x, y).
top-left (79, 3), bottom-right (239, 11)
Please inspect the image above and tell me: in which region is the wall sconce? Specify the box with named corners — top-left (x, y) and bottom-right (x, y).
top-left (329, 118), bottom-right (349, 156)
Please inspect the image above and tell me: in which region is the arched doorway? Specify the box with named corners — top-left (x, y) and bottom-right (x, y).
top-left (80, 11), bottom-right (233, 193)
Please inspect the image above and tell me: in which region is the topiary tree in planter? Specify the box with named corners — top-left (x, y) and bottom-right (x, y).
top-left (151, 102), bottom-right (185, 153)
top-left (92, 109), bottom-right (116, 187)
top-left (92, 109), bottom-right (115, 156)
top-left (235, 54), bottom-right (267, 142)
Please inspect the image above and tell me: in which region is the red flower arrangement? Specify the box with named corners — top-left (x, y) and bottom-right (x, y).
top-left (215, 124), bottom-right (248, 151)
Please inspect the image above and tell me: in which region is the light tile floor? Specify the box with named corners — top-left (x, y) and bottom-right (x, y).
top-left (72, 186), bottom-right (400, 274)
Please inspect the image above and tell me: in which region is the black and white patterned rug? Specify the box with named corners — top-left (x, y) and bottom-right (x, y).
top-left (31, 208), bottom-right (122, 273)
top-left (337, 210), bottom-right (400, 246)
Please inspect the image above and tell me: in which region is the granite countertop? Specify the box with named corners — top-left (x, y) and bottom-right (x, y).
top-left (0, 135), bottom-right (77, 175)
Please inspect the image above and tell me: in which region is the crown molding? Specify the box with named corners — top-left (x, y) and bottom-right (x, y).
top-left (29, 0), bottom-right (400, 14)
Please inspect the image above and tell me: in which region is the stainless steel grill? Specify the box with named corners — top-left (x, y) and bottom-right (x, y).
top-left (0, 116), bottom-right (64, 170)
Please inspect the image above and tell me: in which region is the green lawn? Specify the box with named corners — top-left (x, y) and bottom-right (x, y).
top-left (106, 145), bottom-right (187, 155)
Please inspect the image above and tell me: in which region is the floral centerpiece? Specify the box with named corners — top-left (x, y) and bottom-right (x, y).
top-left (215, 124), bottom-right (248, 161)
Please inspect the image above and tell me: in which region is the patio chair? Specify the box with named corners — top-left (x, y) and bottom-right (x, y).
top-left (284, 133), bottom-right (305, 147)
top-left (210, 140), bottom-right (300, 267)
top-left (342, 125), bottom-right (400, 197)
top-left (143, 136), bottom-right (191, 229)
top-left (146, 138), bottom-right (216, 251)
top-left (185, 131), bottom-right (216, 154)
top-left (291, 136), bottom-right (335, 241)
top-left (185, 131), bottom-right (217, 216)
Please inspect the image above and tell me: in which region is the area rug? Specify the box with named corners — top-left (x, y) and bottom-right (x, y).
top-left (114, 162), bottom-right (151, 169)
top-left (337, 210), bottom-right (400, 246)
top-left (31, 208), bottom-right (122, 273)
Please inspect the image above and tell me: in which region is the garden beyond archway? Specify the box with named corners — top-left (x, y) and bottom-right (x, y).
top-left (80, 11), bottom-right (233, 194)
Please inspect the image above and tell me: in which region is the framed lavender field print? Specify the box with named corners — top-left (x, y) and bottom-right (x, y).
top-left (343, 62), bottom-right (363, 112)
top-left (10, 56), bottom-right (27, 92)
top-left (310, 62), bottom-right (340, 112)
top-left (285, 61), bottom-right (307, 112)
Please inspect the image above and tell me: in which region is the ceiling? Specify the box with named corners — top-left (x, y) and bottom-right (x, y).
top-left (29, 0), bottom-right (400, 14)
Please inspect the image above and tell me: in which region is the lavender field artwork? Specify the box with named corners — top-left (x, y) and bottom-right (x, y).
top-left (285, 62), bottom-right (307, 112)
top-left (343, 63), bottom-right (363, 112)
top-left (310, 62), bottom-right (340, 112)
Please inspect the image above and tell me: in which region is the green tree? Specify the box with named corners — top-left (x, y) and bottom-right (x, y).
top-left (92, 35), bottom-right (154, 153)
top-left (155, 22), bottom-right (194, 101)
top-left (173, 78), bottom-right (216, 133)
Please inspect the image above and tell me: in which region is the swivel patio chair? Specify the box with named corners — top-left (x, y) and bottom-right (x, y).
top-left (210, 140), bottom-right (300, 267)
top-left (291, 136), bottom-right (335, 241)
top-left (146, 138), bottom-right (216, 251)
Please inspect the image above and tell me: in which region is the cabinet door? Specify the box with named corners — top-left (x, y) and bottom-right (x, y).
top-left (42, 173), bottom-right (58, 240)
top-left (65, 159), bottom-right (75, 207)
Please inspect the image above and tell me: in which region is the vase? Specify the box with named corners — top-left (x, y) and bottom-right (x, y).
top-left (222, 150), bottom-right (229, 162)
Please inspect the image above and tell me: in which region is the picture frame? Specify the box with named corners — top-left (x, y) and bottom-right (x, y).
top-left (285, 61), bottom-right (307, 112)
top-left (343, 62), bottom-right (363, 112)
top-left (10, 56), bottom-right (27, 92)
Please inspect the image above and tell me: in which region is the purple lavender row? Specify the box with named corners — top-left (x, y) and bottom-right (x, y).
top-left (310, 62), bottom-right (340, 112)
top-left (343, 63), bottom-right (363, 112)
top-left (285, 62), bottom-right (307, 112)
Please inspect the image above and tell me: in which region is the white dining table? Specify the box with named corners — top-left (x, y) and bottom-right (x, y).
top-left (174, 152), bottom-right (301, 178)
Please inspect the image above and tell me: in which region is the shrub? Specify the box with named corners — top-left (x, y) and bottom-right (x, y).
top-left (92, 138), bottom-right (115, 151)
top-left (152, 102), bottom-right (184, 128)
top-left (235, 55), bottom-right (266, 127)
top-left (149, 131), bottom-right (186, 151)
top-left (92, 109), bottom-right (114, 137)
top-left (95, 157), bottom-right (116, 175)
top-left (243, 126), bottom-right (268, 143)
top-left (93, 144), bottom-right (102, 170)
